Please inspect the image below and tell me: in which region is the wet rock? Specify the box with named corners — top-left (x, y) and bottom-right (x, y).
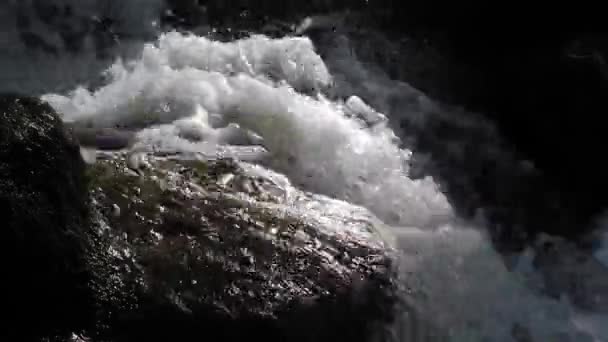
top-left (87, 152), bottom-right (397, 341)
top-left (0, 94), bottom-right (95, 340)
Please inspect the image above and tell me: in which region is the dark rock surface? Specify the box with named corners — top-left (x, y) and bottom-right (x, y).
top-left (0, 94), bottom-right (95, 340)
top-left (0, 95), bottom-right (397, 341)
top-left (87, 152), bottom-right (397, 341)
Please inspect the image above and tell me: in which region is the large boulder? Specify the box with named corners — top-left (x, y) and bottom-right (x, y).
top-left (87, 151), bottom-right (397, 341)
top-left (0, 95), bottom-right (397, 340)
top-left (0, 94), bottom-right (95, 340)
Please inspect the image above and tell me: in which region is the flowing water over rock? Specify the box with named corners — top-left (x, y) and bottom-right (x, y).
top-left (88, 151), bottom-right (396, 341)
top-left (3, 1), bottom-right (608, 341)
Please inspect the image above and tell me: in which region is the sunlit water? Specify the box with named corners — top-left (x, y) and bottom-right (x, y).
top-left (5, 2), bottom-right (608, 341)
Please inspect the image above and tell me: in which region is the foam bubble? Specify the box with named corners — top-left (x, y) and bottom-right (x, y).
top-left (43, 31), bottom-right (453, 228)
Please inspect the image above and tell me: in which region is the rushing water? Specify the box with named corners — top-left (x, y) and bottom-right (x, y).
top-left (4, 2), bottom-right (608, 341)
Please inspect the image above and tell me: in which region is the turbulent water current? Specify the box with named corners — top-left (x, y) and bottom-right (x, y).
top-left (2, 1), bottom-right (608, 341)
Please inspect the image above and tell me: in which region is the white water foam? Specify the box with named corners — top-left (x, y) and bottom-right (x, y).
top-left (43, 31), bottom-right (453, 229)
top-left (394, 226), bottom-right (599, 342)
top-left (42, 31), bottom-right (606, 341)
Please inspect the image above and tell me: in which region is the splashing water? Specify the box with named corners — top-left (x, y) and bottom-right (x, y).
top-left (43, 31), bottom-right (454, 229)
top-left (42, 30), bottom-right (607, 341)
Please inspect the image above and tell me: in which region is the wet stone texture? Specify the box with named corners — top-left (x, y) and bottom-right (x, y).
top-left (0, 95), bottom-right (397, 341)
top-left (88, 152), bottom-right (398, 341)
top-left (0, 94), bottom-right (95, 340)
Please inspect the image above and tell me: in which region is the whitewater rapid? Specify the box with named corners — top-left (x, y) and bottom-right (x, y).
top-left (39, 27), bottom-right (607, 342)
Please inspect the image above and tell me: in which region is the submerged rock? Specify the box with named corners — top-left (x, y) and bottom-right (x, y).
top-left (0, 94), bottom-right (95, 340)
top-left (88, 151), bottom-right (397, 341)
